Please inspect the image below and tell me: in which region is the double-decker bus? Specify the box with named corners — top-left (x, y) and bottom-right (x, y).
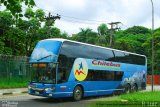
top-left (28, 38), bottom-right (147, 100)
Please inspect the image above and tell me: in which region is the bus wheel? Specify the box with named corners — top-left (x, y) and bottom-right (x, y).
top-left (124, 84), bottom-right (131, 94)
top-left (73, 86), bottom-right (83, 101)
top-left (132, 84), bottom-right (138, 92)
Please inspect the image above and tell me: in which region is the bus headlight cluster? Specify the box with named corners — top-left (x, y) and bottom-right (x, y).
top-left (28, 86), bottom-right (31, 89)
top-left (45, 87), bottom-right (55, 91)
top-left (28, 85), bottom-right (33, 89)
top-left (45, 88), bottom-right (50, 91)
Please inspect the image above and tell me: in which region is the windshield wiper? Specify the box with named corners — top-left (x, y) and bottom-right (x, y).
top-left (37, 55), bottom-right (52, 61)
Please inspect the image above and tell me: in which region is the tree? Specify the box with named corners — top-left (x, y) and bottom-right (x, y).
top-left (97, 23), bottom-right (109, 36)
top-left (143, 28), bottom-right (160, 74)
top-left (35, 9), bottom-right (45, 21)
top-left (0, 9), bottom-right (69, 56)
top-left (124, 26), bottom-right (150, 35)
top-left (72, 28), bottom-right (98, 44)
top-left (24, 8), bottom-right (35, 19)
top-left (114, 26), bottom-right (150, 54)
top-left (17, 8), bottom-right (46, 56)
top-left (0, 0), bottom-right (35, 18)
top-left (4, 28), bottom-right (26, 55)
top-left (61, 31), bottom-right (68, 38)
top-left (0, 11), bottom-right (14, 34)
top-left (97, 23), bottom-right (109, 46)
top-left (115, 33), bottom-right (149, 54)
top-left (0, 11), bottom-right (14, 55)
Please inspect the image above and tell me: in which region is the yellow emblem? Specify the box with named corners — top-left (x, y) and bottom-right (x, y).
top-left (74, 58), bottom-right (88, 81)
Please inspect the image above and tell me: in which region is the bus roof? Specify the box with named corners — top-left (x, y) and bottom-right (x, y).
top-left (41, 38), bottom-right (146, 58)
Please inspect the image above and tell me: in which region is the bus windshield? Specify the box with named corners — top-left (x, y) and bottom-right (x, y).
top-left (30, 40), bottom-right (62, 63)
top-left (30, 63), bottom-right (57, 84)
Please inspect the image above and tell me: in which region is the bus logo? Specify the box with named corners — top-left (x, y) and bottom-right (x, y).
top-left (92, 60), bottom-right (120, 68)
top-left (74, 58), bottom-right (88, 81)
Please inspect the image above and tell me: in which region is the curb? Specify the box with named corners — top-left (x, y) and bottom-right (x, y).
top-left (0, 91), bottom-right (28, 96)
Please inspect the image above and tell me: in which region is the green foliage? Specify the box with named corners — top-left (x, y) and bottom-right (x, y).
top-left (24, 8), bottom-right (35, 19)
top-left (124, 26), bottom-right (151, 35)
top-left (89, 91), bottom-right (160, 107)
top-left (0, 77), bottom-right (28, 88)
top-left (0, 0), bottom-right (35, 18)
top-left (72, 28), bottom-right (98, 44)
top-left (120, 91), bottom-right (160, 101)
top-left (0, 9), bottom-right (66, 56)
top-left (35, 9), bottom-right (45, 21)
top-left (115, 33), bottom-right (149, 54)
top-left (97, 23), bottom-right (109, 36)
top-left (61, 31), bottom-right (69, 38)
top-left (97, 23), bottom-right (110, 46)
top-left (142, 27), bottom-right (160, 74)
top-left (0, 11), bottom-right (13, 29)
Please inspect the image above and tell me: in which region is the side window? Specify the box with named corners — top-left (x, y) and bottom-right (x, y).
top-left (138, 56), bottom-right (146, 65)
top-left (89, 46), bottom-right (114, 61)
top-left (114, 71), bottom-right (124, 81)
top-left (60, 41), bottom-right (90, 59)
top-left (129, 54), bottom-right (146, 65)
top-left (57, 55), bottom-right (72, 83)
top-left (57, 67), bottom-right (71, 83)
top-left (114, 51), bottom-right (126, 63)
top-left (59, 41), bottom-right (79, 58)
top-left (60, 41), bottom-right (115, 61)
top-left (57, 42), bottom-right (76, 83)
top-left (85, 70), bottom-right (124, 81)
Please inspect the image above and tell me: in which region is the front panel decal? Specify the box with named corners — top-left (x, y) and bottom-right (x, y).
top-left (74, 58), bottom-right (88, 81)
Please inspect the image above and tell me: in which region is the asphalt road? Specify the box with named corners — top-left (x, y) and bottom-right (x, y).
top-left (0, 94), bottom-right (93, 107)
top-left (0, 94), bottom-right (119, 107)
top-left (0, 85), bottom-right (159, 107)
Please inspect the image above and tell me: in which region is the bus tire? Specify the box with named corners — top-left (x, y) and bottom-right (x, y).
top-left (73, 86), bottom-right (83, 101)
top-left (132, 84), bottom-right (138, 92)
top-left (124, 84), bottom-right (131, 94)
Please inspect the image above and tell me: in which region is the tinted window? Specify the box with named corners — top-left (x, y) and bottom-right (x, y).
top-left (57, 42), bottom-right (77, 83)
top-left (114, 51), bottom-right (126, 63)
top-left (86, 70), bottom-right (123, 81)
top-left (129, 54), bottom-right (146, 65)
top-left (59, 41), bottom-right (90, 58)
top-left (60, 41), bottom-right (114, 61)
top-left (89, 46), bottom-right (114, 61)
top-left (57, 54), bottom-right (73, 83)
top-left (114, 50), bottom-right (146, 65)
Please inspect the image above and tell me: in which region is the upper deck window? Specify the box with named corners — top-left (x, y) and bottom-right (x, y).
top-left (60, 41), bottom-right (114, 61)
top-left (114, 50), bottom-right (146, 65)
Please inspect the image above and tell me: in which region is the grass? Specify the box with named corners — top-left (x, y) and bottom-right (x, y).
top-left (0, 82), bottom-right (28, 89)
top-left (120, 91), bottom-right (160, 102)
top-left (88, 91), bottom-right (160, 107)
top-left (0, 77), bottom-right (29, 89)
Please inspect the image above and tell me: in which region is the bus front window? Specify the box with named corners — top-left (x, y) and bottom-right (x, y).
top-left (30, 63), bottom-right (57, 84)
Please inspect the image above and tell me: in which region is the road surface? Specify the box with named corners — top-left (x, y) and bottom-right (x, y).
top-left (0, 93), bottom-right (93, 107)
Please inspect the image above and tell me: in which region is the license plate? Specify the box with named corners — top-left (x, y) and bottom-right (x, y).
top-left (35, 91), bottom-right (39, 94)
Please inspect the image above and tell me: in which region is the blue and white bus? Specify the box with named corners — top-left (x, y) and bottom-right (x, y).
top-left (28, 38), bottom-right (147, 100)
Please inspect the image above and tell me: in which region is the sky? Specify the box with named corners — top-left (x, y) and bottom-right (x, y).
top-left (1, 0), bottom-right (160, 35)
top-left (33, 0), bottom-right (160, 35)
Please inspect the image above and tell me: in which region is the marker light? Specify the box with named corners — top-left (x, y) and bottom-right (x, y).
top-left (32, 63), bottom-right (47, 67)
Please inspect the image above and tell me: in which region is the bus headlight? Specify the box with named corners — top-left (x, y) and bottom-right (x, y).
top-left (28, 84), bottom-right (33, 89)
top-left (28, 86), bottom-right (31, 89)
top-left (45, 88), bottom-right (50, 91)
top-left (45, 87), bottom-right (55, 92)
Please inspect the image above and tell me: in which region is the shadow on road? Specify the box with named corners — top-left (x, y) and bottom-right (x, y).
top-left (31, 94), bottom-right (114, 103)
